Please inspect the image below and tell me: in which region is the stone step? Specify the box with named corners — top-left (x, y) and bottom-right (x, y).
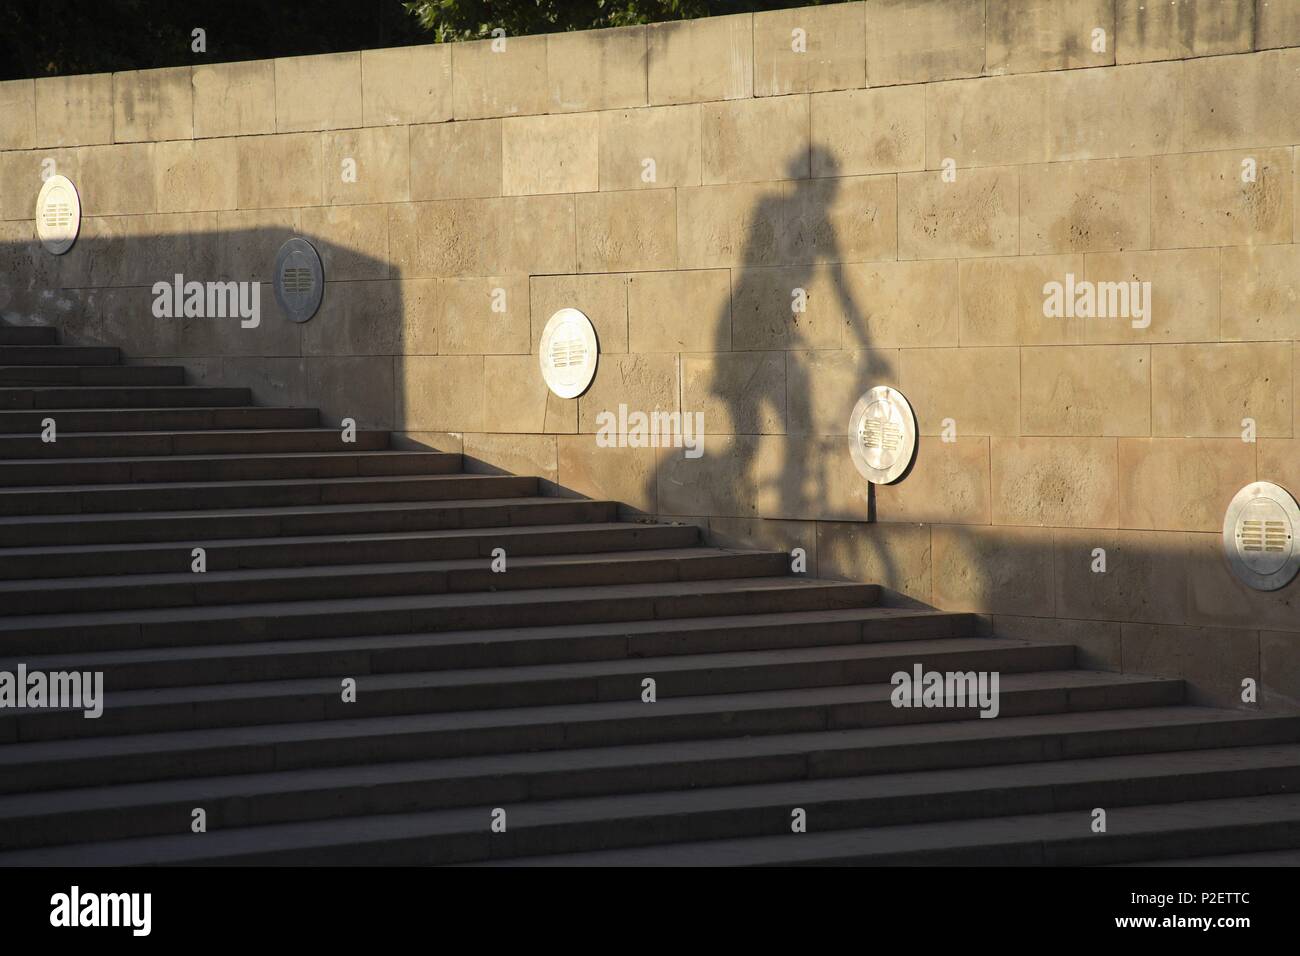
top-left (0, 365), bottom-right (184, 386)
top-left (5, 743), bottom-right (1294, 863)
top-left (0, 496), bottom-right (618, 548)
top-left (0, 671), bottom-right (1182, 793)
top-left (0, 521), bottom-right (700, 581)
top-left (0, 346), bottom-right (119, 366)
top-left (1125, 848), bottom-right (1300, 866)
top-left (0, 547), bottom-right (789, 616)
top-left (0, 472), bottom-right (538, 516)
top-left (0, 428), bottom-right (390, 459)
top-left (20, 607), bottom-right (968, 690)
top-left (0, 385), bottom-right (252, 409)
top-left (0, 325), bottom-right (58, 346)
top-left (0, 450), bottom-right (458, 486)
top-left (0, 406), bottom-right (320, 433)
top-left (0, 577), bottom-right (880, 654)
top-left (5, 636), bottom-right (1059, 741)
top-left (470, 792), bottom-right (1300, 867)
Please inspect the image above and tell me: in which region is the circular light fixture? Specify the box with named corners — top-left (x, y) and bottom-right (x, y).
top-left (273, 238), bottom-right (324, 323)
top-left (1223, 481), bottom-right (1300, 591)
top-left (848, 385), bottom-right (917, 485)
top-left (35, 175), bottom-right (81, 255)
top-left (539, 308), bottom-right (599, 399)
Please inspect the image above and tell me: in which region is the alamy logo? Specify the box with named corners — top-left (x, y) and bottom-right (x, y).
top-left (1042, 272), bottom-right (1151, 329)
top-left (152, 274), bottom-right (261, 328)
top-left (595, 404), bottom-right (706, 459)
top-left (50, 886), bottom-right (151, 936)
top-left (0, 664), bottom-right (103, 718)
top-left (891, 664), bottom-right (1000, 718)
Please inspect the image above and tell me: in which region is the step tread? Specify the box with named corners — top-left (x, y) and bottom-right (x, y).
top-left (0, 546), bottom-right (780, 593)
top-left (0, 575), bottom-right (868, 632)
top-left (0, 472), bottom-right (524, 497)
top-left (469, 792), bottom-right (1300, 867)
top-left (7, 723), bottom-right (1289, 832)
top-left (8, 637), bottom-right (1050, 711)
top-left (0, 670), bottom-right (1183, 765)
top-left (18, 606), bottom-right (962, 669)
top-left (7, 751), bottom-right (1300, 866)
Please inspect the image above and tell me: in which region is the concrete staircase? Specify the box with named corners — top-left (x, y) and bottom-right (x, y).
top-left (1, 323), bottom-right (1299, 866)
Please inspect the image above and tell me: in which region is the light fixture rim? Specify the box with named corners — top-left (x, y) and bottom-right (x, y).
top-left (848, 384), bottom-right (917, 485)
top-left (273, 236), bottom-right (324, 323)
top-left (1222, 480), bottom-right (1300, 592)
top-left (538, 307), bottom-right (599, 400)
top-left (35, 174), bottom-right (81, 255)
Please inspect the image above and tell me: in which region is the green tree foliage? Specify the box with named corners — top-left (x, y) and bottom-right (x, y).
top-left (402, 0), bottom-right (832, 42)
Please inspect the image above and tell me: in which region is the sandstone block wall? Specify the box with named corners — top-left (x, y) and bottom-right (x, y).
top-left (0, 0), bottom-right (1297, 708)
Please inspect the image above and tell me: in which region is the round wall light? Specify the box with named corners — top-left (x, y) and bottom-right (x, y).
top-left (35, 175), bottom-right (81, 255)
top-left (273, 238), bottom-right (324, 323)
top-left (848, 385), bottom-right (917, 485)
top-left (539, 307), bottom-right (599, 399)
top-left (1223, 481), bottom-right (1300, 591)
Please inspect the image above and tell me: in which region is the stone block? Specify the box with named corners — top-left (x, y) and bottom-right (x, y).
top-left (874, 436), bottom-right (992, 525)
top-left (192, 61), bottom-right (276, 138)
top-left (1020, 157), bottom-right (1151, 254)
top-left (1053, 528), bottom-right (1188, 625)
top-left (361, 44), bottom-right (452, 126)
top-left (1152, 147), bottom-right (1293, 248)
top-left (1081, 248), bottom-right (1220, 344)
top-left (647, 14), bottom-right (753, 105)
top-left (709, 516), bottom-right (817, 567)
top-left (1122, 622), bottom-right (1259, 709)
top-left (959, 254), bottom-right (1086, 346)
top-left (754, 2), bottom-right (867, 96)
top-left (900, 347), bottom-right (1020, 436)
top-left (275, 52), bottom-right (362, 132)
top-left (730, 266), bottom-right (843, 351)
top-left (559, 435), bottom-right (658, 514)
top-left (299, 204), bottom-right (390, 282)
top-left (1116, 0), bottom-right (1253, 63)
top-left (1185, 530), bottom-right (1300, 632)
top-left (235, 132), bottom-right (323, 209)
top-left (1259, 439), bottom-right (1300, 496)
top-left (985, 0), bottom-right (1114, 74)
top-left (483, 354), bottom-right (576, 434)
top-left (218, 357), bottom-right (311, 409)
top-left (990, 437), bottom-right (1120, 527)
top-left (1261, 630), bottom-right (1300, 711)
top-left (34, 74), bottom-right (113, 147)
top-left (810, 86), bottom-right (924, 177)
top-left (502, 112), bottom-right (598, 195)
top-left (865, 0), bottom-right (986, 86)
top-left (817, 520), bottom-right (932, 604)
top-left (1046, 61), bottom-right (1182, 161)
top-left (410, 119), bottom-right (501, 201)
top-left (841, 259), bottom-right (959, 348)
top-left (530, 273), bottom-right (629, 354)
top-left (1151, 342), bottom-right (1292, 438)
top-left (925, 73), bottom-right (1049, 169)
top-left (77, 143), bottom-right (157, 216)
top-left (676, 182), bottom-right (782, 269)
top-left (452, 35), bottom-right (548, 120)
top-left (214, 208), bottom-right (301, 284)
top-left (627, 269), bottom-right (729, 353)
top-left (547, 26), bottom-right (647, 112)
top-left (463, 432), bottom-right (559, 485)
top-left (1258, 0), bottom-right (1300, 49)
top-left (1118, 438), bottom-right (1256, 531)
top-left (0, 79), bottom-right (35, 150)
top-left (438, 275), bottom-right (530, 354)
top-left (322, 126), bottom-right (410, 205)
top-left (577, 352), bottom-right (679, 433)
top-left (576, 189), bottom-right (675, 272)
top-left (303, 280), bottom-right (405, 356)
top-left (154, 138), bottom-right (238, 213)
top-left (1220, 245), bottom-right (1300, 341)
top-left (932, 524), bottom-right (1056, 617)
top-left (113, 67), bottom-right (193, 143)
top-left (994, 615), bottom-right (1123, 671)
top-left (399, 355), bottom-right (483, 432)
top-left (1020, 345), bottom-right (1151, 436)
top-left (598, 104), bottom-right (701, 191)
top-left (784, 174), bottom-right (897, 264)
top-left (1183, 50), bottom-right (1300, 152)
top-left (413, 194), bottom-right (575, 277)
top-left (897, 166), bottom-right (1018, 259)
top-left (306, 355), bottom-right (395, 429)
top-left (702, 96), bottom-right (810, 185)
top-left (681, 351), bottom-right (786, 435)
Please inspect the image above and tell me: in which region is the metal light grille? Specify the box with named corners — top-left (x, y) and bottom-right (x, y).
top-left (43, 202), bottom-right (72, 229)
top-left (549, 336), bottom-right (587, 369)
top-left (859, 418), bottom-right (901, 452)
top-left (1240, 519), bottom-right (1288, 553)
top-left (282, 267), bottom-right (313, 296)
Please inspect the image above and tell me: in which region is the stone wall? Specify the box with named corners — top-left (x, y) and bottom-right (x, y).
top-left (0, 0), bottom-right (1297, 708)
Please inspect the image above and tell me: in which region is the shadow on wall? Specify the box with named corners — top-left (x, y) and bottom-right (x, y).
top-left (0, 220), bottom-right (402, 430)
